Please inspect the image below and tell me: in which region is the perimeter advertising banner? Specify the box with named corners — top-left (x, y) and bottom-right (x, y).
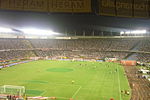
top-left (116, 0), bottom-right (132, 17)
top-left (99, 0), bottom-right (116, 16)
top-left (49, 0), bottom-right (91, 13)
top-left (0, 0), bottom-right (9, 9)
top-left (25, 0), bottom-right (48, 12)
top-left (133, 0), bottom-right (149, 18)
top-left (0, 0), bottom-right (48, 12)
top-left (0, 0), bottom-right (91, 13)
top-left (99, 0), bottom-right (150, 18)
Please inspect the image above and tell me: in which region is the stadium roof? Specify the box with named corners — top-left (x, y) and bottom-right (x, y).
top-left (0, 10), bottom-right (150, 36)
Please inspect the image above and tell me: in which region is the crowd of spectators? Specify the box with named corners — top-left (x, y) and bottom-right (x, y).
top-left (0, 38), bottom-right (29, 50)
top-left (0, 38), bottom-right (35, 61)
top-left (35, 50), bottom-right (128, 60)
top-left (136, 53), bottom-right (150, 63)
top-left (0, 50), bottom-right (35, 60)
top-left (134, 39), bottom-right (150, 62)
top-left (139, 39), bottom-right (150, 52)
top-left (30, 38), bottom-right (137, 60)
top-left (0, 38), bottom-right (150, 62)
top-left (30, 38), bottom-right (138, 51)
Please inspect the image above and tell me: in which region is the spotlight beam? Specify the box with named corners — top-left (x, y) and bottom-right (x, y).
top-left (20, 28), bottom-right (60, 36)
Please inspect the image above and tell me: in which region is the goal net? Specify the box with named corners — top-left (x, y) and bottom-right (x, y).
top-left (0, 85), bottom-right (25, 96)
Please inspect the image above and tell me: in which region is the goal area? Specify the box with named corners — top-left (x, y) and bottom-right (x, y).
top-left (0, 85), bottom-right (25, 96)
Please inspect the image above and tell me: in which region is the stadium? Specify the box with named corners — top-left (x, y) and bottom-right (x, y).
top-left (0, 0), bottom-right (150, 100)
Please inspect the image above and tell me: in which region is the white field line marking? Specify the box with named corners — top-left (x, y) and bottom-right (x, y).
top-left (40, 91), bottom-right (70, 100)
top-left (39, 83), bottom-right (82, 99)
top-left (72, 86), bottom-right (82, 99)
top-left (117, 66), bottom-right (122, 100)
top-left (40, 90), bottom-right (47, 95)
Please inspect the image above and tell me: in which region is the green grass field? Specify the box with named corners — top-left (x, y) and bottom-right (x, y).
top-left (0, 60), bottom-right (131, 100)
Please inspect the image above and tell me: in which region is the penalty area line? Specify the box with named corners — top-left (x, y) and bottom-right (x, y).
top-left (40, 90), bottom-right (47, 96)
top-left (72, 86), bottom-right (82, 99)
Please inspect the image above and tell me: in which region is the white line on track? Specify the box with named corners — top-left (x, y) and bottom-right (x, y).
top-left (72, 86), bottom-right (82, 99)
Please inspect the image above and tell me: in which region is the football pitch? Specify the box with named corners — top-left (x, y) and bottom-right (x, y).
top-left (0, 60), bottom-right (131, 100)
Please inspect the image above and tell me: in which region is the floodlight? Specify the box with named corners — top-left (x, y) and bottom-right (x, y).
top-left (0, 27), bottom-right (14, 33)
top-left (120, 31), bottom-right (124, 34)
top-left (131, 30), bottom-right (146, 34)
top-left (125, 31), bottom-right (131, 34)
top-left (20, 28), bottom-right (60, 36)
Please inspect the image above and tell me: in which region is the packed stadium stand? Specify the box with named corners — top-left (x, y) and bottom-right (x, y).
top-left (0, 37), bottom-right (150, 62)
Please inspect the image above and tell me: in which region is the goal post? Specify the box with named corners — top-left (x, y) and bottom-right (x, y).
top-left (0, 85), bottom-right (25, 96)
